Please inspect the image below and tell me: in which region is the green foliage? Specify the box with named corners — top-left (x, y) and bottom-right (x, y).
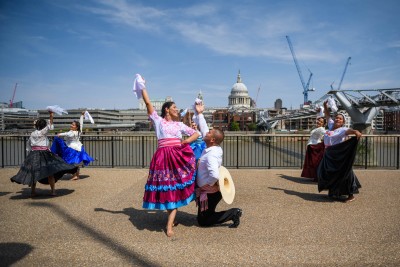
top-left (230, 121), bottom-right (240, 131)
top-left (247, 122), bottom-right (257, 131)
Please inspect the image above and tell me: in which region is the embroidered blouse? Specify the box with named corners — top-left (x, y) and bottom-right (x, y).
top-left (27, 121), bottom-right (54, 151)
top-left (58, 130), bottom-right (82, 151)
top-left (149, 110), bottom-right (196, 140)
top-left (323, 118), bottom-right (349, 147)
top-left (307, 126), bottom-right (325, 145)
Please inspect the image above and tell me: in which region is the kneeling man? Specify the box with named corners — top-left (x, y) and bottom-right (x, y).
top-left (196, 128), bottom-right (242, 228)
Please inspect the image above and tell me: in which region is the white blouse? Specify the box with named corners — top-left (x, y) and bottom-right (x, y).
top-left (149, 110), bottom-right (196, 140)
top-left (27, 121), bottom-right (54, 151)
top-left (323, 118), bottom-right (349, 147)
top-left (58, 130), bottom-right (82, 151)
top-left (307, 126), bottom-right (326, 145)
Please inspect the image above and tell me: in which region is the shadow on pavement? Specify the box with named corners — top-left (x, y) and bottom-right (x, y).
top-left (94, 207), bottom-right (198, 233)
top-left (9, 188), bottom-right (75, 200)
top-left (269, 187), bottom-right (333, 202)
top-left (278, 174), bottom-right (317, 185)
top-left (0, 192), bottom-right (13, 197)
top-left (0, 242), bottom-right (33, 266)
top-left (28, 202), bottom-right (159, 267)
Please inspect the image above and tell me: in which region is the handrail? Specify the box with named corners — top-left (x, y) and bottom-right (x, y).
top-left (1, 134), bottom-right (399, 169)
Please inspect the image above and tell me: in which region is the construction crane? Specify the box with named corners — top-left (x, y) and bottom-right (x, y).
top-left (254, 85), bottom-right (261, 107)
top-left (9, 83), bottom-right (18, 108)
top-left (331, 57), bottom-right (351, 90)
top-left (286, 35), bottom-right (314, 104)
top-left (337, 57), bottom-right (351, 90)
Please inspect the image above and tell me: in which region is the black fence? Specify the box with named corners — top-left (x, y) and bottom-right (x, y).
top-left (1, 134), bottom-right (399, 169)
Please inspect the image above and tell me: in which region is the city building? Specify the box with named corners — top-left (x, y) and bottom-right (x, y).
top-left (228, 71), bottom-right (252, 109)
top-left (139, 96), bottom-right (173, 111)
top-left (274, 99), bottom-right (282, 110)
top-left (2, 74), bottom-right (399, 133)
top-left (0, 107), bottom-right (38, 131)
top-left (37, 109), bottom-right (147, 132)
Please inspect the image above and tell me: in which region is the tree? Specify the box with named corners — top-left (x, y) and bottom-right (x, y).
top-left (247, 122), bottom-right (257, 131)
top-left (230, 121), bottom-right (240, 131)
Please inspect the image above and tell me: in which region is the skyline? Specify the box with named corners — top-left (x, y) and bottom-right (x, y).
top-left (1, 0), bottom-right (400, 111)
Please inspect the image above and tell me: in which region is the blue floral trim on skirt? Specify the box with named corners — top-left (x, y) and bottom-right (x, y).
top-left (142, 193), bottom-right (196, 210)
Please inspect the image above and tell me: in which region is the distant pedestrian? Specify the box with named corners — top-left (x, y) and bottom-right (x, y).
top-left (11, 111), bottom-right (77, 197)
top-left (134, 74), bottom-right (200, 237)
top-left (51, 111), bottom-right (94, 180)
top-left (317, 100), bottom-right (362, 202)
top-left (301, 117), bottom-right (326, 182)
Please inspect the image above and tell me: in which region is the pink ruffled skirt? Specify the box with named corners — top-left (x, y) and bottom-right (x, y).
top-left (142, 138), bottom-right (196, 210)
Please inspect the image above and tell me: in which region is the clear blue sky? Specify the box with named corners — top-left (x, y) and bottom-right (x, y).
top-left (1, 0), bottom-right (399, 110)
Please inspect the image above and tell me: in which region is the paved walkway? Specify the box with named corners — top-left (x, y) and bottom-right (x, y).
top-left (0, 168), bottom-right (399, 266)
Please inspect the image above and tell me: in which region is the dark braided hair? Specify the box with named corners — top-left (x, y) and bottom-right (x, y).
top-left (161, 101), bottom-right (175, 118)
top-left (35, 119), bottom-right (47, 130)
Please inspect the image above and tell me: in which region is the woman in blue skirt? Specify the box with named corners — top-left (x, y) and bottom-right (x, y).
top-left (51, 112), bottom-right (94, 180)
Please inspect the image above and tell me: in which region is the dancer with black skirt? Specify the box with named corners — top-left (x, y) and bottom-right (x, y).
top-left (317, 100), bottom-right (362, 202)
top-left (11, 111), bottom-right (78, 197)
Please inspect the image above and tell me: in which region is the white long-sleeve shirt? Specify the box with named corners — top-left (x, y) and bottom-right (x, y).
top-left (192, 113), bottom-right (209, 138)
top-left (27, 121), bottom-right (54, 151)
top-left (323, 118), bottom-right (349, 147)
top-left (58, 130), bottom-right (82, 151)
top-left (307, 126), bottom-right (325, 145)
top-left (196, 145), bottom-right (223, 187)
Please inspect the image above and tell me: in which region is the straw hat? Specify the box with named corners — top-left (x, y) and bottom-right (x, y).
top-left (218, 166), bottom-right (235, 204)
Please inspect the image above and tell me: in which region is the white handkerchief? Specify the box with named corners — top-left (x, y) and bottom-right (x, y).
top-left (84, 111), bottom-right (95, 124)
top-left (47, 105), bottom-right (68, 115)
top-left (193, 98), bottom-right (203, 115)
top-left (133, 73), bottom-right (146, 99)
top-left (315, 104), bottom-right (324, 117)
top-left (327, 97), bottom-right (338, 112)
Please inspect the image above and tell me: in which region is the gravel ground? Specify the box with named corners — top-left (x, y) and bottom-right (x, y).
top-left (0, 167), bottom-right (399, 267)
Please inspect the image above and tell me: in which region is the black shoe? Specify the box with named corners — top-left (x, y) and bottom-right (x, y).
top-left (229, 209), bottom-right (243, 228)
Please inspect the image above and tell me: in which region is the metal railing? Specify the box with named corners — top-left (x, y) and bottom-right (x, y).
top-left (1, 134), bottom-right (399, 169)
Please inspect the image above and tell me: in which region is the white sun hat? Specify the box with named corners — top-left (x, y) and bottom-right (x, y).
top-left (218, 166), bottom-right (235, 204)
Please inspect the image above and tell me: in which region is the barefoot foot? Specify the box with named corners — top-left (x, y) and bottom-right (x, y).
top-left (166, 228), bottom-right (174, 237)
top-left (344, 195), bottom-right (355, 203)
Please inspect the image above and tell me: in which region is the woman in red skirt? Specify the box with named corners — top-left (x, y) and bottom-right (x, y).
top-left (136, 76), bottom-right (199, 237)
top-left (301, 117), bottom-right (326, 182)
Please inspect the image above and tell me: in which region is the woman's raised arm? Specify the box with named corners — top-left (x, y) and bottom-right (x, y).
top-left (142, 89), bottom-right (154, 115)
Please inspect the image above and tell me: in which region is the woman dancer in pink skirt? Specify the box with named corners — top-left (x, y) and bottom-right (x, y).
top-left (139, 79), bottom-right (199, 237)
